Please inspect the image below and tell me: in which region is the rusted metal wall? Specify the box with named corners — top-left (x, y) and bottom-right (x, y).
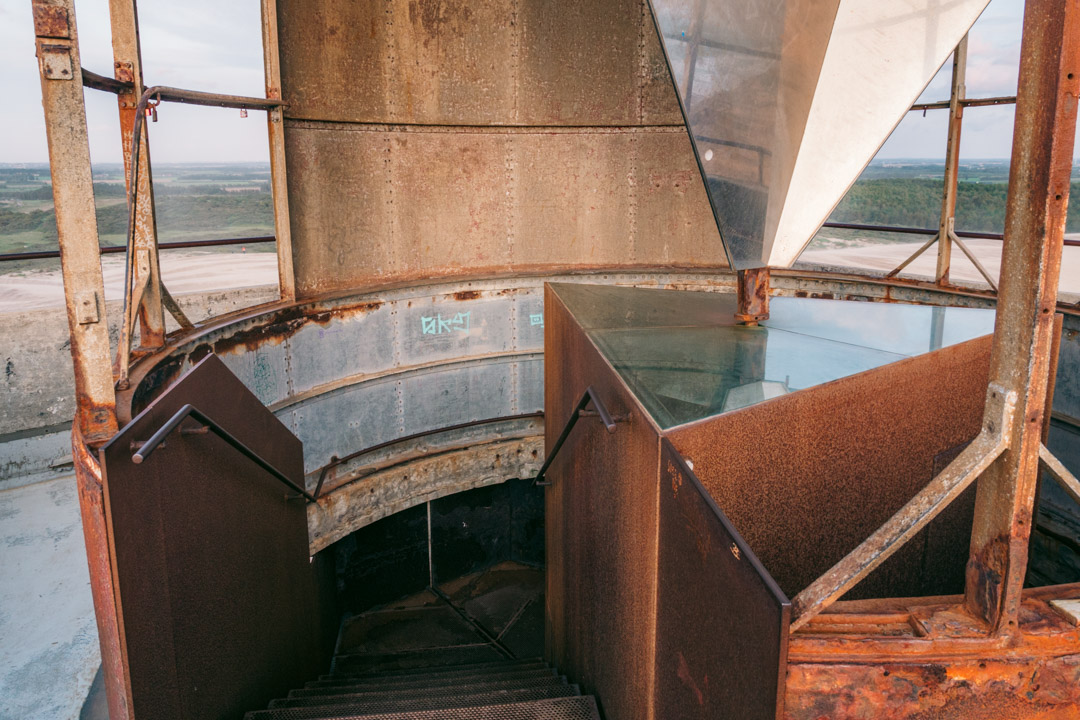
top-left (656, 441), bottom-right (789, 720)
top-left (666, 335), bottom-right (993, 600)
top-left (276, 0), bottom-right (725, 297)
top-left (99, 355), bottom-right (332, 720)
top-left (544, 284), bottom-right (661, 720)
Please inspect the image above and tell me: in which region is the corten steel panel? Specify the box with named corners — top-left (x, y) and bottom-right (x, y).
top-left (277, 0), bottom-right (679, 126)
top-left (517, 0), bottom-right (642, 125)
top-left (390, 132), bottom-right (512, 273)
top-left (284, 123), bottom-right (390, 297)
top-left (666, 335), bottom-right (992, 600)
top-left (514, 133), bottom-right (633, 266)
top-left (285, 125), bottom-right (724, 297)
top-left (545, 285), bottom-right (661, 720)
top-left (656, 441), bottom-right (789, 720)
top-left (99, 355), bottom-right (323, 720)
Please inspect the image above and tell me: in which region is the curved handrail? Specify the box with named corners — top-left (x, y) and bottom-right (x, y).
top-left (131, 403), bottom-right (316, 503)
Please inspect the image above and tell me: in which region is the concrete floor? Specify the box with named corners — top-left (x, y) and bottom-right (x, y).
top-left (0, 474), bottom-right (99, 720)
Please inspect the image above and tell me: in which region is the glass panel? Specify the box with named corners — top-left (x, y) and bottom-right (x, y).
top-left (649, 0), bottom-right (992, 269)
top-left (553, 283), bottom-right (994, 429)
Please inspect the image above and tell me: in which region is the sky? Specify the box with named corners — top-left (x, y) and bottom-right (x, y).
top-left (0, 0), bottom-right (1067, 165)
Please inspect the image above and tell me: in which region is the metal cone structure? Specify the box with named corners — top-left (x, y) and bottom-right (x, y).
top-left (651, 0), bottom-right (992, 269)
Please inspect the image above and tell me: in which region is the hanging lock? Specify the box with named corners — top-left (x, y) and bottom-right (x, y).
top-left (240, 108), bottom-right (248, 119)
top-left (145, 100), bottom-right (159, 122)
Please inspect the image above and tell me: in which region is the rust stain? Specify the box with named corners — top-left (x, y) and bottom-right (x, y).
top-left (32, 4), bottom-right (70, 38)
top-left (452, 290), bottom-right (482, 301)
top-left (676, 652), bottom-right (706, 707)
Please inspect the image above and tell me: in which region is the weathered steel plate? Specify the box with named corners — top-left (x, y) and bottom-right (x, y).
top-left (544, 285), bottom-right (662, 720)
top-left (100, 355), bottom-right (328, 720)
top-left (666, 335), bottom-right (992, 600)
top-left (656, 440), bottom-right (789, 719)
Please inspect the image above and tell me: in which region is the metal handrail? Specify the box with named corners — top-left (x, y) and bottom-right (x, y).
top-left (0, 235), bottom-right (275, 263)
top-left (821, 221), bottom-right (1080, 247)
top-left (533, 386), bottom-right (627, 487)
top-left (131, 403), bottom-right (316, 503)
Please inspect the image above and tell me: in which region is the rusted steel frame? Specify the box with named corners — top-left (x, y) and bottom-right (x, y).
top-left (117, 82), bottom-right (283, 387)
top-left (131, 402), bottom-right (317, 502)
top-left (72, 425), bottom-right (131, 720)
top-left (789, 386), bottom-right (1018, 631)
top-left (312, 412), bottom-right (543, 498)
top-left (910, 95), bottom-right (1017, 112)
top-left (735, 267), bottom-right (770, 324)
top-left (951, 233), bottom-right (999, 291)
top-left (936, 35), bottom-right (967, 284)
top-left (261, 0), bottom-right (296, 302)
top-left (110, 0), bottom-right (165, 351)
top-left (81, 67), bottom-right (132, 94)
top-left (965, 0), bottom-right (1079, 631)
top-left (1040, 443), bottom-right (1080, 505)
top-left (533, 386), bottom-right (625, 487)
top-left (885, 234), bottom-right (939, 278)
top-left (823, 221), bottom-right (1080, 247)
top-left (32, 0), bottom-right (119, 443)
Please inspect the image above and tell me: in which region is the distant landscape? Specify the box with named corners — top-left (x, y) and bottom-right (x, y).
top-left (0, 162), bottom-right (275, 266)
top-left (1, 159), bottom-right (1078, 272)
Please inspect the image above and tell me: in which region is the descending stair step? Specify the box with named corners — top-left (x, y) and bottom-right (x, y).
top-left (291, 673), bottom-right (570, 699)
top-left (318, 661), bottom-right (548, 686)
top-left (246, 696), bottom-right (600, 720)
top-left (247, 685), bottom-right (580, 720)
top-left (325, 657), bottom-right (544, 682)
top-left (331, 646), bottom-right (508, 676)
top-left (306, 667), bottom-right (555, 692)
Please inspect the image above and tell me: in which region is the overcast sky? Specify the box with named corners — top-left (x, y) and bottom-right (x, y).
top-left (0, 0), bottom-right (1068, 164)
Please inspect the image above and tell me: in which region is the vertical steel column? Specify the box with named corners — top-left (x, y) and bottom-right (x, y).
top-left (32, 0), bottom-right (118, 444)
top-left (936, 35), bottom-right (968, 284)
top-left (735, 267), bottom-right (770, 325)
top-left (261, 0), bottom-right (296, 301)
top-left (965, 0), bottom-right (1079, 631)
top-left (109, 0), bottom-right (165, 347)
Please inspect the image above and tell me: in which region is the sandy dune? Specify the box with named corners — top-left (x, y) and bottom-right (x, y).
top-left (801, 238), bottom-right (1080, 296)
top-left (1, 240), bottom-right (1077, 315)
top-left (0, 251), bottom-right (279, 313)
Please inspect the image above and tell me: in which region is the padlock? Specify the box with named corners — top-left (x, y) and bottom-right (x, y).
top-left (240, 108), bottom-right (248, 119)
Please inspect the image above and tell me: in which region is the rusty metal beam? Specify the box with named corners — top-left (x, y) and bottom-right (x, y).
top-left (965, 0), bottom-right (1080, 632)
top-left (936, 35), bottom-right (967, 284)
top-left (32, 0), bottom-right (118, 444)
top-left (789, 386), bottom-right (1017, 632)
top-left (735, 267), bottom-right (770, 324)
top-left (910, 94), bottom-right (1017, 112)
top-left (1040, 443), bottom-right (1080, 505)
top-left (81, 67), bottom-right (133, 94)
top-left (261, 0), bottom-right (296, 302)
top-left (110, 0), bottom-right (165, 350)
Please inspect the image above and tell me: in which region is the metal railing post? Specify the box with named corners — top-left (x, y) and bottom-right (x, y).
top-left (936, 35), bottom-right (968, 285)
top-left (965, 0), bottom-right (1079, 632)
top-left (109, 0), bottom-right (166, 348)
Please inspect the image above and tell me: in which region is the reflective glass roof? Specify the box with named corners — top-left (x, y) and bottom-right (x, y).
top-left (553, 283), bottom-right (994, 429)
top-left (650, 0), bottom-right (991, 269)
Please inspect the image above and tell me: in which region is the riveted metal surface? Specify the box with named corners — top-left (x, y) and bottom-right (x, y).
top-left (655, 441), bottom-right (789, 720)
top-left (666, 335), bottom-right (992, 600)
top-left (284, 125), bottom-right (724, 297)
top-left (276, 0), bottom-right (679, 126)
top-left (544, 284), bottom-right (661, 720)
top-left (99, 355), bottom-right (324, 720)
